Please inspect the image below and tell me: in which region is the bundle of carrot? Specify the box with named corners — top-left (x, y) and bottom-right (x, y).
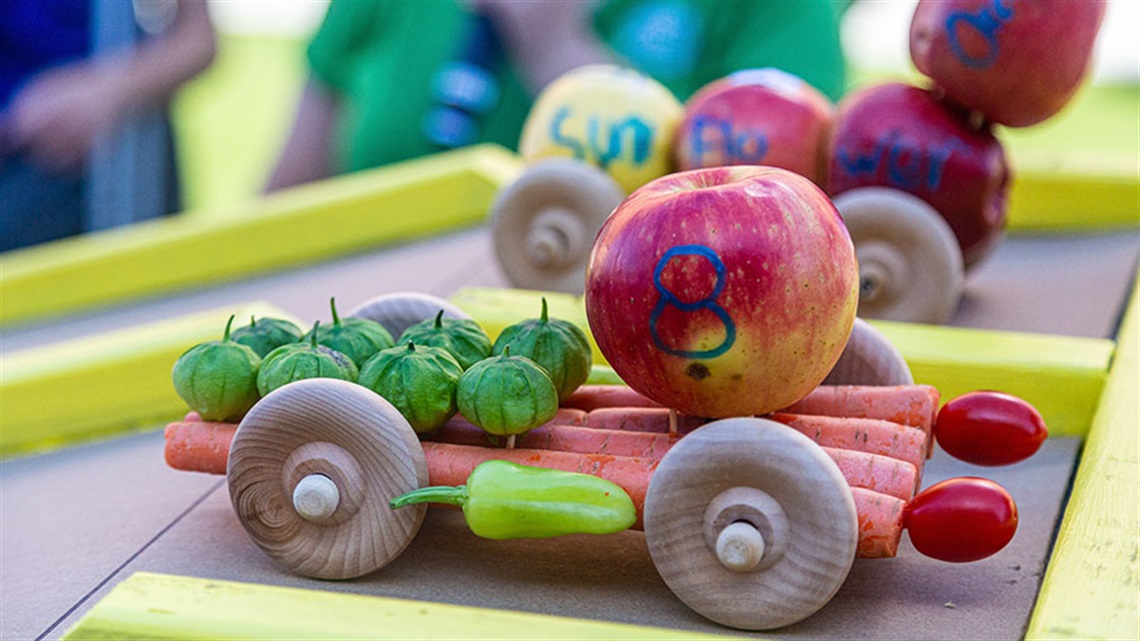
top-left (164, 383), bottom-right (938, 558)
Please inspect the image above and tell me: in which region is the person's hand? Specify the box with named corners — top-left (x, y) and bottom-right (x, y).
top-left (1, 62), bottom-right (128, 171)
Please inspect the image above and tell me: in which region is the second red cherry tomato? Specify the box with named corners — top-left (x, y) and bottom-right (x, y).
top-left (935, 391), bottom-right (1048, 466)
top-left (905, 477), bottom-right (1018, 563)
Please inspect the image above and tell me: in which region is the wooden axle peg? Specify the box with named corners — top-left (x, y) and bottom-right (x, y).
top-left (292, 474), bottom-right (340, 522)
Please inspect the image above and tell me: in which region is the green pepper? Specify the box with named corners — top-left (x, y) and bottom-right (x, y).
top-left (492, 297), bottom-right (592, 401)
top-left (305, 297), bottom-right (394, 367)
top-left (397, 309), bottom-right (492, 370)
top-left (390, 460), bottom-right (636, 540)
top-left (257, 321), bottom-right (359, 396)
top-left (230, 315), bottom-right (303, 358)
top-left (171, 315), bottom-right (262, 422)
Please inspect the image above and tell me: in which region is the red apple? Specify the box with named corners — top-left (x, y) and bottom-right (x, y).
top-left (910, 0), bottom-right (1107, 127)
top-left (673, 68), bottom-right (835, 187)
top-left (584, 166), bottom-right (858, 418)
top-left (829, 83), bottom-right (1010, 268)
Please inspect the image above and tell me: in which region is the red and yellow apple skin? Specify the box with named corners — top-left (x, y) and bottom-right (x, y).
top-left (910, 0), bottom-right (1107, 127)
top-left (828, 83), bottom-right (1010, 268)
top-left (673, 68), bottom-right (835, 187)
top-left (584, 166), bottom-right (858, 419)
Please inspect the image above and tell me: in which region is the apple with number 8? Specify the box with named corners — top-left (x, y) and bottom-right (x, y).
top-left (584, 166), bottom-right (858, 418)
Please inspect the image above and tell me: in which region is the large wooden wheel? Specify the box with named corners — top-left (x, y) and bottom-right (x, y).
top-left (834, 187), bottom-right (964, 324)
top-left (644, 418), bottom-right (858, 630)
top-left (490, 159), bottom-right (625, 294)
top-left (823, 317), bottom-right (914, 386)
top-left (227, 378), bottom-right (428, 580)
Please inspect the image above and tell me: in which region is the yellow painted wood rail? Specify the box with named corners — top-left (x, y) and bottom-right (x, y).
top-left (0, 145), bottom-right (523, 327)
top-left (0, 302), bottom-right (296, 458)
top-left (1025, 269), bottom-right (1140, 640)
top-left (61, 572), bottom-right (739, 641)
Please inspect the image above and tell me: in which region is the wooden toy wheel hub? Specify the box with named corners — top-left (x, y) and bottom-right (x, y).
top-left (524, 207), bottom-right (587, 269)
top-left (704, 487), bottom-right (790, 573)
top-left (227, 379), bottom-right (428, 580)
top-left (644, 417), bottom-right (858, 630)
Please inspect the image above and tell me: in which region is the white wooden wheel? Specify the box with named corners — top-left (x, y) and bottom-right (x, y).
top-left (834, 187), bottom-right (964, 324)
top-left (347, 292), bottom-right (471, 343)
top-left (644, 417), bottom-right (858, 630)
top-left (823, 317), bottom-right (914, 386)
top-left (227, 378), bottom-right (428, 580)
top-left (490, 158), bottom-right (625, 294)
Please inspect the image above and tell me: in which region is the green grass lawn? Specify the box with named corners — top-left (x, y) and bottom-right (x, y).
top-left (172, 35), bottom-right (1138, 216)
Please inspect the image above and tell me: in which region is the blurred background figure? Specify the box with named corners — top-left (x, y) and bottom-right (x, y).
top-left (0, 0), bottom-right (215, 253)
top-left (264, 0), bottom-right (850, 192)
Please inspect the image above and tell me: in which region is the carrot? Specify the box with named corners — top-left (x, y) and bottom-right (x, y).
top-left (164, 421), bottom-right (237, 475)
top-left (433, 420), bottom-right (681, 460)
top-left (851, 487), bottom-right (906, 558)
top-left (584, 407), bottom-right (705, 433)
top-left (562, 385), bottom-right (664, 411)
top-left (454, 407), bottom-right (586, 431)
top-left (433, 420), bottom-right (916, 500)
top-left (782, 384), bottom-right (940, 454)
top-left (165, 420), bottom-right (905, 557)
top-left (769, 412), bottom-right (927, 477)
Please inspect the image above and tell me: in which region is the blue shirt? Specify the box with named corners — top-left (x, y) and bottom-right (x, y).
top-left (0, 0), bottom-right (90, 109)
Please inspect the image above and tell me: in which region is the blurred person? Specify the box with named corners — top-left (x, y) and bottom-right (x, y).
top-left (265, 0), bottom-right (849, 192)
top-left (0, 0), bottom-right (215, 253)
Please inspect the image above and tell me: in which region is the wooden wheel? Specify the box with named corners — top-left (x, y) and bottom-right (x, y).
top-left (834, 187), bottom-right (964, 324)
top-left (227, 378), bottom-right (428, 580)
top-left (348, 292), bottom-right (471, 342)
top-left (823, 317), bottom-right (914, 386)
top-left (491, 159), bottom-right (625, 294)
top-left (644, 418), bottom-right (858, 630)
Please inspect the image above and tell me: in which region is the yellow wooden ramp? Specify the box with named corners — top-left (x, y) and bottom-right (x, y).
top-left (62, 572), bottom-right (740, 641)
top-left (0, 145), bottom-right (522, 327)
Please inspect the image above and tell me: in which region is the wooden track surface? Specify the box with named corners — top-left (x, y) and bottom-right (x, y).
top-left (1, 225), bottom-right (1136, 640)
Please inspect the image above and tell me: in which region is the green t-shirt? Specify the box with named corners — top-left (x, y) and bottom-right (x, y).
top-left (307, 0), bottom-right (847, 175)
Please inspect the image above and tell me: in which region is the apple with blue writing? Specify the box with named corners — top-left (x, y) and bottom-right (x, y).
top-left (673, 68), bottom-right (835, 187)
top-left (910, 0), bottom-right (1106, 127)
top-left (518, 65), bottom-right (683, 194)
top-left (584, 166), bottom-right (858, 418)
top-left (829, 83), bottom-right (1009, 268)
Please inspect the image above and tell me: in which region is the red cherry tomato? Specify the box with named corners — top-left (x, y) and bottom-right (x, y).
top-left (935, 391), bottom-right (1048, 466)
top-left (905, 477), bottom-right (1017, 563)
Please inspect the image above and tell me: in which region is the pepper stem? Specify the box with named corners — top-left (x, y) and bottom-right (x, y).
top-left (434, 309), bottom-right (445, 329)
top-left (390, 485), bottom-right (468, 509)
top-left (223, 314), bottom-right (236, 341)
top-left (310, 321), bottom-right (320, 349)
top-left (540, 297), bottom-right (549, 323)
top-left (329, 297), bottom-right (341, 326)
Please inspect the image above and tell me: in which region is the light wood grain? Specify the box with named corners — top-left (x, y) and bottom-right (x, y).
top-left (833, 187), bottom-right (965, 324)
top-left (824, 317), bottom-right (914, 386)
top-left (227, 378), bottom-right (428, 580)
top-left (347, 291), bottom-right (471, 342)
top-left (643, 417), bottom-right (858, 630)
top-left (491, 159), bottom-right (625, 294)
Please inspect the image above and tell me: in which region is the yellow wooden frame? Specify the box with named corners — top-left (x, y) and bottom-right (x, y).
top-left (0, 302), bottom-right (298, 458)
top-left (0, 145), bottom-right (522, 328)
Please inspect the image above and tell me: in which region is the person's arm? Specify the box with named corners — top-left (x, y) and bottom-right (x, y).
top-left (263, 78), bottom-right (340, 193)
top-left (472, 0), bottom-right (617, 94)
top-left (0, 0), bottom-right (215, 170)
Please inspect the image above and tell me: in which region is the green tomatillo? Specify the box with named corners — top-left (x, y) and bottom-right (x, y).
top-left (398, 309), bottom-right (492, 370)
top-left (305, 297), bottom-right (394, 368)
top-left (230, 315), bottom-right (303, 358)
top-left (389, 460), bottom-right (636, 539)
top-left (456, 346), bottom-right (558, 444)
top-left (492, 297), bottom-right (592, 401)
top-left (358, 342), bottom-right (464, 434)
top-left (257, 321), bottom-right (359, 396)
top-left (172, 315), bottom-right (262, 422)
